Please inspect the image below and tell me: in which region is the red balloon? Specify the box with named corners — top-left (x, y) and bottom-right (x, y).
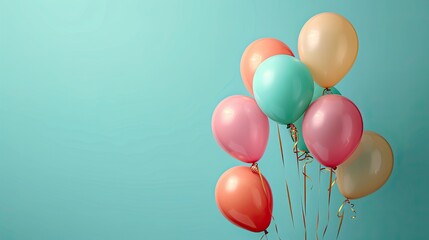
top-left (215, 166), bottom-right (273, 232)
top-left (240, 38), bottom-right (294, 95)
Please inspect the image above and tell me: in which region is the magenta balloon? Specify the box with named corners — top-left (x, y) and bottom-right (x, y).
top-left (212, 95), bottom-right (269, 163)
top-left (302, 95), bottom-right (363, 168)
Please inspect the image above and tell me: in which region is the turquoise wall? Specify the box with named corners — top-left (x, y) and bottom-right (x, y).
top-left (0, 0), bottom-right (428, 239)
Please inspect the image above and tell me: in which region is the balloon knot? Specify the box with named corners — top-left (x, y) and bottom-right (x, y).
top-left (250, 163), bottom-right (259, 173)
top-left (323, 88), bottom-right (332, 95)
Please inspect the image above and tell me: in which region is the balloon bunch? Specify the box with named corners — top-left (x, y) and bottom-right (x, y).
top-left (212, 12), bottom-right (393, 239)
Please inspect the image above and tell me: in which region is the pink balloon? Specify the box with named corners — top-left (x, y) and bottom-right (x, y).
top-left (302, 95), bottom-right (363, 168)
top-left (212, 95), bottom-right (269, 163)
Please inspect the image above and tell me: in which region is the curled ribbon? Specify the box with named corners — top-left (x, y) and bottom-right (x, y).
top-left (287, 124), bottom-right (314, 240)
top-left (287, 124), bottom-right (300, 175)
top-left (336, 199), bottom-right (357, 239)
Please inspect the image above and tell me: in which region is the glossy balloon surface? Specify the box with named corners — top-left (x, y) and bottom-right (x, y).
top-left (336, 131), bottom-right (394, 199)
top-left (215, 166), bottom-right (273, 232)
top-left (212, 96), bottom-right (269, 163)
top-left (302, 95), bottom-right (363, 167)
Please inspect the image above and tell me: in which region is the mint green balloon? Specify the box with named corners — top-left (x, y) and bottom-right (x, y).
top-left (295, 84), bottom-right (341, 152)
top-left (253, 55), bottom-right (314, 125)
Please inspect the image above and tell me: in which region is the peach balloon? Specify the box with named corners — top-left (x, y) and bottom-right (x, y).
top-left (215, 166), bottom-right (273, 232)
top-left (240, 38), bottom-right (294, 95)
top-left (336, 131), bottom-right (394, 200)
top-left (298, 12), bottom-right (358, 88)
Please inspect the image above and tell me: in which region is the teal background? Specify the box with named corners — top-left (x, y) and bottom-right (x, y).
top-left (0, 0), bottom-right (428, 239)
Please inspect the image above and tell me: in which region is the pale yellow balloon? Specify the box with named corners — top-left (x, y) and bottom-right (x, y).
top-left (298, 12), bottom-right (359, 88)
top-left (336, 131), bottom-right (394, 200)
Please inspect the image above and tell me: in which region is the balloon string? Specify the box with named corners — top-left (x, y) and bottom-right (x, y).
top-left (301, 205), bottom-right (307, 240)
top-left (315, 163), bottom-right (321, 240)
top-left (301, 158), bottom-right (314, 240)
top-left (277, 124), bottom-right (295, 228)
top-left (277, 124), bottom-right (285, 168)
top-left (251, 163), bottom-right (282, 240)
top-left (260, 230), bottom-right (269, 240)
top-left (301, 154), bottom-right (313, 234)
top-left (315, 212), bottom-right (319, 240)
top-left (302, 164), bottom-right (307, 240)
top-left (272, 216), bottom-right (282, 240)
top-left (301, 155), bottom-right (314, 187)
top-left (288, 124), bottom-right (314, 240)
top-left (288, 124), bottom-right (300, 175)
top-left (287, 124), bottom-right (304, 239)
top-left (251, 163), bottom-right (267, 193)
top-left (322, 168), bottom-right (336, 238)
top-left (285, 181), bottom-right (294, 228)
top-left (336, 199), bottom-right (357, 239)
top-left (288, 124), bottom-right (314, 173)
top-left (302, 159), bottom-right (314, 213)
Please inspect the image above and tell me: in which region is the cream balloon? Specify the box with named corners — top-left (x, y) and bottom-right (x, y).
top-left (298, 12), bottom-right (358, 88)
top-left (336, 131), bottom-right (394, 200)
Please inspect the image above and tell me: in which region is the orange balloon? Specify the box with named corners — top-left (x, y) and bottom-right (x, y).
top-left (298, 12), bottom-right (358, 88)
top-left (215, 166), bottom-right (273, 232)
top-left (336, 131), bottom-right (394, 199)
top-left (240, 38), bottom-right (294, 95)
